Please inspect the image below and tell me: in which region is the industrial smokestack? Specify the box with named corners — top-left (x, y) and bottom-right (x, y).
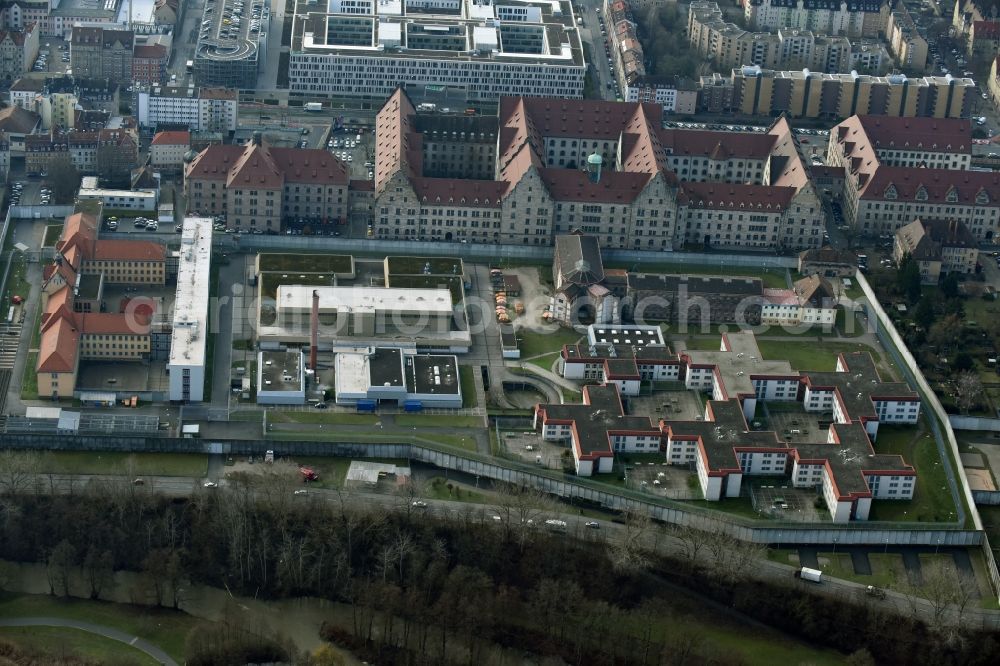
top-left (310, 290), bottom-right (319, 373)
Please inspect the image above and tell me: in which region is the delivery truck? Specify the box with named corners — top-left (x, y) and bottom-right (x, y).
top-left (795, 567), bottom-right (823, 583)
top-left (304, 102), bottom-right (323, 112)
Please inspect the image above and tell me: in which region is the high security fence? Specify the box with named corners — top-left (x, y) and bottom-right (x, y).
top-left (0, 432), bottom-right (985, 548)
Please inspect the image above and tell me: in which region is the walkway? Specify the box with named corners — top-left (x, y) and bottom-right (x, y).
top-left (0, 617), bottom-right (178, 665)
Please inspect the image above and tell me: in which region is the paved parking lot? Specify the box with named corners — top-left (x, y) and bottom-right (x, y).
top-left (749, 480), bottom-right (825, 522)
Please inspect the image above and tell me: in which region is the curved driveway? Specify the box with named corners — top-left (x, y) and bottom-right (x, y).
top-left (0, 617), bottom-right (177, 665)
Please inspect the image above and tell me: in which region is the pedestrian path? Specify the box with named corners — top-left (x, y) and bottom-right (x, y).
top-left (0, 617), bottom-right (178, 666)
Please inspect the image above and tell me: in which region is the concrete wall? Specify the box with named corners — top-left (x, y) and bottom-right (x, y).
top-left (0, 431), bottom-right (987, 546)
top-left (950, 415), bottom-right (1000, 431)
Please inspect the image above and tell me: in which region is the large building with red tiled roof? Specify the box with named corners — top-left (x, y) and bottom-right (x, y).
top-left (35, 211), bottom-right (165, 398)
top-left (184, 133), bottom-right (350, 231)
top-left (371, 90), bottom-right (825, 251)
top-left (827, 114), bottom-right (1000, 240)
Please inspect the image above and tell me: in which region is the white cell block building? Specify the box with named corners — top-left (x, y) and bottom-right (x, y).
top-left (168, 217), bottom-right (213, 402)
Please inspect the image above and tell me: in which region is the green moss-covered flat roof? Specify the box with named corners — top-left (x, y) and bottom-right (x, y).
top-left (77, 274), bottom-right (102, 300)
top-left (258, 253), bottom-right (354, 276)
top-left (385, 256), bottom-right (465, 277)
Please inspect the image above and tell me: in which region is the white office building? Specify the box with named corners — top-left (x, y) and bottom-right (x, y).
top-left (288, 0), bottom-right (586, 102)
top-left (136, 85), bottom-right (239, 132)
top-left (168, 217), bottom-right (213, 402)
top-left (77, 176), bottom-right (158, 211)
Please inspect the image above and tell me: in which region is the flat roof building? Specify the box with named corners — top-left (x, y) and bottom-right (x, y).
top-left (334, 347), bottom-right (463, 408)
top-left (168, 217), bottom-right (213, 402)
top-left (194, 0), bottom-right (267, 88)
top-left (288, 0), bottom-right (586, 102)
top-left (257, 349), bottom-right (306, 404)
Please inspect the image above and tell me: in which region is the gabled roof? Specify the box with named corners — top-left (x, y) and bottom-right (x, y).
top-left (37, 315), bottom-right (79, 373)
top-left (554, 233), bottom-right (605, 286)
top-left (847, 115), bottom-right (971, 155)
top-left (792, 274), bottom-right (835, 308)
top-left (857, 166), bottom-right (1000, 203)
top-left (0, 105), bottom-right (39, 134)
top-left (93, 240), bottom-right (165, 262)
top-left (678, 182), bottom-right (795, 210)
top-left (150, 130), bottom-right (190, 146)
top-left (799, 245), bottom-right (858, 266)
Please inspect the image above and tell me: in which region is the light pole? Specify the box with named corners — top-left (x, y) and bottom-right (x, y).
top-left (935, 538), bottom-right (942, 555)
top-left (884, 538), bottom-right (889, 554)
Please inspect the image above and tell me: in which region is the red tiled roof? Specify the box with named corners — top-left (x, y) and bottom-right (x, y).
top-left (269, 147), bottom-right (349, 185)
top-left (849, 115), bottom-right (971, 154)
top-left (37, 316), bottom-right (79, 373)
top-left (857, 166), bottom-right (1000, 203)
top-left (410, 177), bottom-right (506, 208)
top-left (133, 44), bottom-right (167, 59)
top-left (349, 179), bottom-right (375, 192)
top-left (92, 240), bottom-right (165, 262)
top-left (56, 213), bottom-right (98, 257)
top-left (679, 182), bottom-right (796, 210)
top-left (77, 313), bottom-right (150, 335)
top-left (151, 130), bottom-right (190, 146)
top-left (186, 144), bottom-right (244, 179)
top-left (539, 168), bottom-right (653, 204)
top-left (657, 128), bottom-right (775, 159)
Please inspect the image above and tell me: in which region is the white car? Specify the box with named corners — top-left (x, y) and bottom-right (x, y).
top-left (293, 489), bottom-right (308, 495)
top-left (585, 521), bottom-right (600, 529)
top-left (411, 500), bottom-right (428, 508)
top-left (203, 481), bottom-right (218, 488)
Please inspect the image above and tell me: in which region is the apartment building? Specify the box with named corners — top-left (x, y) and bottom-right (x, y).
top-left (70, 26), bottom-right (134, 84)
top-left (149, 130), bottom-right (191, 171)
top-left (968, 19), bottom-right (1000, 62)
top-left (184, 132), bottom-right (350, 231)
top-left (0, 23), bottom-right (38, 80)
top-left (0, 1), bottom-right (51, 34)
top-left (36, 212), bottom-right (166, 398)
top-left (893, 218), bottom-right (979, 283)
top-left (131, 43), bottom-right (168, 86)
top-left (24, 128), bottom-right (138, 178)
top-left (624, 77), bottom-right (699, 114)
top-left (688, 2), bottom-right (872, 72)
top-left (760, 274), bottom-right (837, 325)
top-left (886, 7), bottom-right (928, 72)
top-left (136, 85), bottom-right (239, 132)
top-left (371, 90), bottom-right (824, 251)
top-left (744, 0), bottom-right (891, 38)
top-left (826, 115), bottom-right (1000, 238)
top-left (732, 66), bottom-right (975, 120)
top-left (288, 0), bottom-right (586, 102)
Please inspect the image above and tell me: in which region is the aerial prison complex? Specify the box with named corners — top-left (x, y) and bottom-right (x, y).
top-left (534, 327), bottom-right (921, 524)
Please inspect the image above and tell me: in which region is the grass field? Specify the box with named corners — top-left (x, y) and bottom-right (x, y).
top-left (674, 336), bottom-right (723, 351)
top-left (0, 625), bottom-right (158, 665)
top-left (20, 351), bottom-right (38, 400)
top-left (266, 411), bottom-right (379, 425)
top-left (33, 452), bottom-right (209, 477)
top-left (516, 327), bottom-right (582, 358)
top-left (767, 549), bottom-right (908, 589)
top-left (755, 339), bottom-right (890, 375)
top-left (291, 456), bottom-right (411, 489)
top-left (394, 414), bottom-right (483, 428)
top-left (868, 423), bottom-right (956, 523)
top-left (459, 365), bottom-right (478, 408)
top-left (426, 476), bottom-right (487, 503)
top-left (42, 224), bottom-right (63, 247)
top-left (526, 352), bottom-right (559, 372)
top-left (0, 594), bottom-right (202, 663)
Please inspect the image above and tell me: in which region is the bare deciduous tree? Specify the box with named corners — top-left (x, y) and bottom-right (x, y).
top-left (0, 450), bottom-right (40, 496)
top-left (954, 371), bottom-right (985, 415)
top-left (82, 546), bottom-right (115, 600)
top-left (608, 507), bottom-right (652, 573)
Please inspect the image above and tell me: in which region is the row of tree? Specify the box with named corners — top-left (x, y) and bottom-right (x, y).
top-left (0, 456), bottom-right (998, 664)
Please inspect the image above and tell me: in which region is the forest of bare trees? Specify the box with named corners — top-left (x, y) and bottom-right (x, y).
top-left (0, 465), bottom-right (998, 665)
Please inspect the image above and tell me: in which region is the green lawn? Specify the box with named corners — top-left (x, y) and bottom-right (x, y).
top-left (755, 339), bottom-right (887, 374)
top-left (385, 256), bottom-right (463, 277)
top-left (42, 224), bottom-right (63, 248)
top-left (267, 428), bottom-right (478, 451)
top-left (290, 456), bottom-right (411, 489)
top-left (868, 423), bottom-right (957, 523)
top-left (767, 550), bottom-right (907, 589)
top-left (516, 327), bottom-right (582, 358)
top-left (0, 625), bottom-right (158, 665)
top-left (2, 251), bottom-right (29, 313)
top-left (20, 351), bottom-right (38, 400)
top-left (683, 496), bottom-right (764, 520)
top-left (459, 365), bottom-right (478, 408)
top-left (835, 308), bottom-right (867, 338)
top-left (394, 414), bottom-right (484, 428)
top-left (526, 352), bottom-right (559, 372)
top-left (560, 387), bottom-right (580, 403)
top-left (266, 411), bottom-right (379, 425)
top-left (0, 593), bottom-right (203, 663)
top-left (34, 452), bottom-right (209, 477)
top-left (674, 337), bottom-right (723, 351)
top-left (426, 476), bottom-right (487, 503)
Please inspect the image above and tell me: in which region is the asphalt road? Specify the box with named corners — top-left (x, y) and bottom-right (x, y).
top-left (0, 617), bottom-right (178, 666)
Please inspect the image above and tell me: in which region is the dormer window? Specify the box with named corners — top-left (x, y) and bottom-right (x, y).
top-left (977, 189), bottom-right (990, 205)
top-left (945, 187), bottom-right (958, 203)
top-left (915, 186), bottom-right (928, 201)
top-left (884, 184), bottom-right (897, 200)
